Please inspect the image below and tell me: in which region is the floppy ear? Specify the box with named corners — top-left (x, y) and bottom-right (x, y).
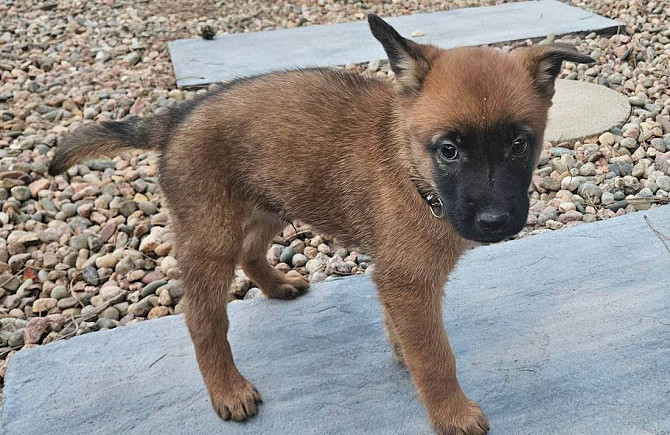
top-left (367, 14), bottom-right (438, 97)
top-left (515, 43), bottom-right (595, 98)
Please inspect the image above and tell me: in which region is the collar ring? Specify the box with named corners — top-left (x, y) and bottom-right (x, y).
top-left (425, 194), bottom-right (445, 219)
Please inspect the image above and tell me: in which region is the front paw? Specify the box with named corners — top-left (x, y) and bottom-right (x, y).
top-left (427, 398), bottom-right (489, 435)
top-left (210, 377), bottom-right (262, 422)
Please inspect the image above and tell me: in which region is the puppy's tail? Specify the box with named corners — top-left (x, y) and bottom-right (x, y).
top-left (48, 116), bottom-right (159, 176)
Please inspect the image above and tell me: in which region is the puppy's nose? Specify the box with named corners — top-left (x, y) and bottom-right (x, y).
top-left (476, 211), bottom-right (510, 232)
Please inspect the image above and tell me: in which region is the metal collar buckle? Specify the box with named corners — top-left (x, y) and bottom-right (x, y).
top-left (425, 194), bottom-right (445, 219)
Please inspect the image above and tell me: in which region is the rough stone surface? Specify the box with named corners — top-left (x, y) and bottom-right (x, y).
top-left (2, 206), bottom-right (669, 434)
top-left (168, 0), bottom-right (619, 87)
top-left (545, 80), bottom-right (631, 142)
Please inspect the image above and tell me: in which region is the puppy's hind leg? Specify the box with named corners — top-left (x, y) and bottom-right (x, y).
top-left (178, 210), bottom-right (261, 422)
top-left (381, 305), bottom-right (405, 365)
top-left (240, 210), bottom-right (309, 300)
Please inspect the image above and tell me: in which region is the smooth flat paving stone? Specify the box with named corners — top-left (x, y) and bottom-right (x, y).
top-left (3, 205), bottom-right (670, 434)
top-left (546, 79), bottom-right (631, 142)
top-left (168, 0), bottom-right (619, 87)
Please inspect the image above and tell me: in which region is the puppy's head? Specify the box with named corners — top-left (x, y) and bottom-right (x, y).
top-left (368, 14), bottom-right (594, 243)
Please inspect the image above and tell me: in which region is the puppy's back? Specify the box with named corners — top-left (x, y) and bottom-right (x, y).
top-left (161, 68), bottom-right (401, 243)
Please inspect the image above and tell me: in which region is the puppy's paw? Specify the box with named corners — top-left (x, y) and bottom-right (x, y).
top-left (263, 273), bottom-right (309, 300)
top-left (286, 273), bottom-right (309, 291)
top-left (428, 398), bottom-right (489, 435)
top-left (265, 283), bottom-right (308, 300)
top-left (211, 379), bottom-right (262, 422)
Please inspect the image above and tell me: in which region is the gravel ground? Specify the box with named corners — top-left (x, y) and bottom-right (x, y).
top-left (1, 0), bottom-right (669, 392)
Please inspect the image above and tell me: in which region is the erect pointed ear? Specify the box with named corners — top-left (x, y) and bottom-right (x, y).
top-left (367, 14), bottom-right (438, 97)
top-left (515, 43), bottom-right (595, 98)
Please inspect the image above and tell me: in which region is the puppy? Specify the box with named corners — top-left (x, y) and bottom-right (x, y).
top-left (48, 15), bottom-right (593, 434)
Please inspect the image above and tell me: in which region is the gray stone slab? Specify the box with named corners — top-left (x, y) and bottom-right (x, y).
top-left (3, 205), bottom-right (670, 434)
top-left (546, 79), bottom-right (631, 142)
top-left (168, 0), bottom-right (620, 88)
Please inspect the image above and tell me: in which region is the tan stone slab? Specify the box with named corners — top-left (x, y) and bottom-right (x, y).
top-left (546, 79), bottom-right (631, 143)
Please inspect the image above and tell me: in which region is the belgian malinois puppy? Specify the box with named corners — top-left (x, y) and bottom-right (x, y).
top-left (49, 15), bottom-right (594, 434)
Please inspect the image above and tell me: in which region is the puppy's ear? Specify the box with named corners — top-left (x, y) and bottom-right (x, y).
top-left (515, 43), bottom-right (595, 98)
top-left (368, 14), bottom-right (438, 97)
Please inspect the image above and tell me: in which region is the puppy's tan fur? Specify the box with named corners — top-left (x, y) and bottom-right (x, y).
top-left (49, 15), bottom-right (594, 434)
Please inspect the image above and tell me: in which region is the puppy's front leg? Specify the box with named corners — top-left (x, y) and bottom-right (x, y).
top-left (374, 267), bottom-right (489, 435)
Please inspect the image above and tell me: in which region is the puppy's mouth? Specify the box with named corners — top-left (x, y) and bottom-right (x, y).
top-left (465, 232), bottom-right (512, 244)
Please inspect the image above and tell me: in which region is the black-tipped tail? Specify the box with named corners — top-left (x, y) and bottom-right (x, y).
top-left (48, 116), bottom-right (151, 176)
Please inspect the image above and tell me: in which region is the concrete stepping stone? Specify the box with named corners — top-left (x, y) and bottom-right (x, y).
top-left (2, 205), bottom-right (669, 434)
top-left (168, 0), bottom-right (619, 88)
top-left (546, 79), bottom-right (631, 142)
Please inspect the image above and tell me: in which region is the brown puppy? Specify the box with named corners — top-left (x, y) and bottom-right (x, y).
top-left (48, 15), bottom-right (593, 434)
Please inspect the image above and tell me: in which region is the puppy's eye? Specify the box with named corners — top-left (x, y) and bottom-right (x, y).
top-left (437, 141), bottom-right (459, 161)
top-left (512, 137), bottom-right (528, 155)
